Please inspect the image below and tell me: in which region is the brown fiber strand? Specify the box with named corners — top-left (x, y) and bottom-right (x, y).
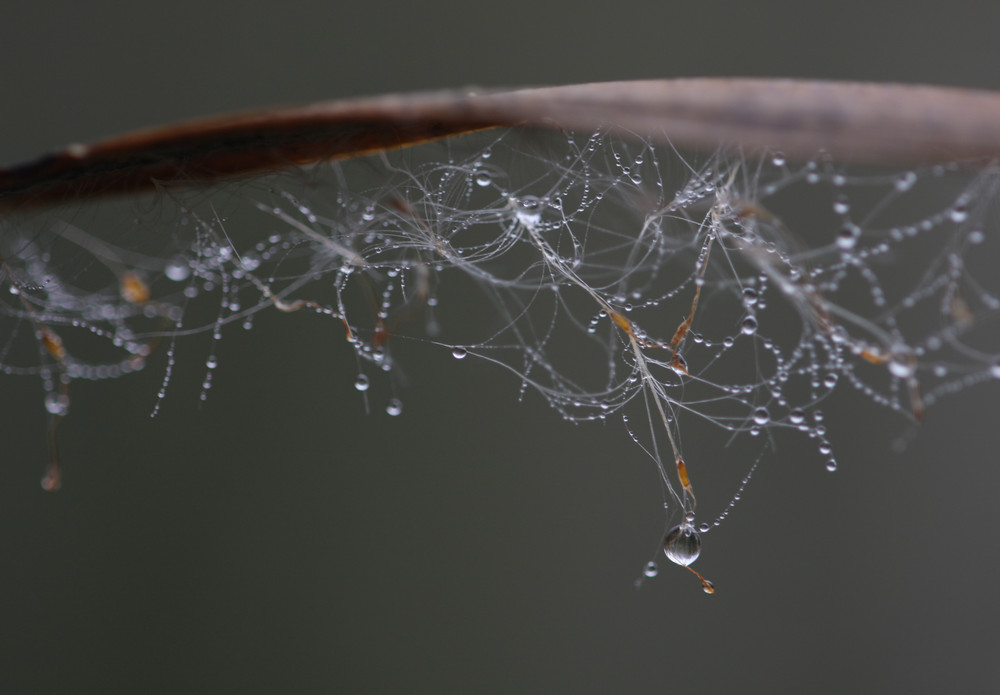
top-left (4, 79), bottom-right (1000, 209)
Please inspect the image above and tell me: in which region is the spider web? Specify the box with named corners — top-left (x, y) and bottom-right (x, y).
top-left (2, 128), bottom-right (998, 585)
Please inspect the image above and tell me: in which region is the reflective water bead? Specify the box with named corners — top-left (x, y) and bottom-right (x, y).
top-left (894, 171), bottom-right (917, 192)
top-left (836, 224), bottom-right (861, 250)
top-left (386, 398), bottom-right (403, 416)
top-left (643, 562), bottom-right (659, 578)
top-left (452, 347), bottom-right (468, 360)
top-left (44, 392), bottom-right (70, 416)
top-left (752, 407), bottom-right (770, 425)
top-left (165, 257), bottom-right (191, 281)
top-left (664, 525), bottom-right (701, 566)
top-left (354, 374), bottom-right (370, 391)
top-left (832, 195), bottom-right (850, 215)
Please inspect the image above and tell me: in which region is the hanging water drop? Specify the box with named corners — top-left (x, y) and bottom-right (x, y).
top-left (752, 407), bottom-right (770, 425)
top-left (643, 562), bottom-right (659, 578)
top-left (386, 398), bottom-right (403, 416)
top-left (354, 374), bottom-right (370, 391)
top-left (664, 525), bottom-right (701, 566)
top-left (452, 347), bottom-right (468, 360)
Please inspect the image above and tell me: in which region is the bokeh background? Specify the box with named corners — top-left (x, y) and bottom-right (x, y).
top-left (2, 2), bottom-right (999, 693)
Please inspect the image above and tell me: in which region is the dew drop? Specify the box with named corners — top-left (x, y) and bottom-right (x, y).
top-left (832, 195), bottom-right (850, 215)
top-left (888, 347), bottom-right (916, 379)
top-left (894, 171), bottom-right (917, 192)
top-left (354, 374), bottom-right (370, 391)
top-left (789, 409), bottom-right (805, 424)
top-left (825, 459), bottom-right (838, 472)
top-left (643, 562), bottom-right (659, 578)
top-left (771, 152), bottom-right (786, 167)
top-left (514, 195), bottom-right (542, 225)
top-left (386, 398), bottom-right (403, 416)
top-left (452, 347), bottom-right (468, 360)
top-left (752, 407), bottom-right (770, 425)
top-left (664, 525), bottom-right (702, 566)
top-left (741, 316), bottom-right (758, 335)
top-left (44, 392), bottom-right (70, 416)
top-left (836, 224), bottom-right (860, 250)
top-left (823, 373), bottom-right (838, 389)
top-left (698, 522), bottom-right (711, 534)
top-left (949, 206), bottom-right (968, 224)
top-left (742, 287), bottom-right (758, 305)
top-left (474, 171), bottom-right (492, 187)
top-left (40, 464), bottom-right (61, 492)
top-left (165, 257), bottom-right (191, 282)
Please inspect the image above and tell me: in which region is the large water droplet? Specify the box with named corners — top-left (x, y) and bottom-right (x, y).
top-left (354, 374), bottom-right (370, 391)
top-left (452, 347), bottom-right (468, 360)
top-left (386, 398), bottom-right (403, 416)
top-left (752, 407), bottom-right (770, 425)
top-left (664, 525), bottom-right (701, 566)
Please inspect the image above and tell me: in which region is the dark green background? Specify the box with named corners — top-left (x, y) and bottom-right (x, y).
top-left (2, 2), bottom-right (999, 692)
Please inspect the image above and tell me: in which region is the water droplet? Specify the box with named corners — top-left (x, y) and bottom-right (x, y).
top-left (165, 257), bottom-right (191, 281)
top-left (354, 374), bottom-right (370, 391)
top-left (823, 373), bottom-right (838, 389)
top-left (789, 409), bottom-right (805, 424)
top-left (894, 171), bottom-right (917, 192)
top-left (664, 525), bottom-right (701, 566)
top-left (771, 152), bottom-right (786, 167)
top-left (836, 224), bottom-right (860, 250)
top-left (825, 459), bottom-right (838, 472)
top-left (513, 195), bottom-right (542, 225)
top-left (888, 346), bottom-right (916, 379)
top-left (40, 464), bottom-right (61, 492)
top-left (452, 347), bottom-right (468, 360)
top-left (752, 407), bottom-right (770, 425)
top-left (44, 392), bottom-right (70, 416)
top-left (968, 229), bottom-right (985, 244)
top-left (240, 252), bottom-right (261, 272)
top-left (832, 195), bottom-right (850, 215)
top-left (386, 398), bottom-right (403, 416)
top-left (949, 206), bottom-right (968, 224)
top-left (741, 316), bottom-right (758, 335)
top-left (742, 287), bottom-right (758, 305)
top-left (643, 562), bottom-right (659, 578)
top-left (698, 522), bottom-right (711, 533)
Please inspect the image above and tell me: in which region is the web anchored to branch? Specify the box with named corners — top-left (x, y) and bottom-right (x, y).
top-left (2, 127), bottom-right (998, 591)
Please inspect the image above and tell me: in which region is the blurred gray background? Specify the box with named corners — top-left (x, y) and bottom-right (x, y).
top-left (2, 2), bottom-right (999, 693)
